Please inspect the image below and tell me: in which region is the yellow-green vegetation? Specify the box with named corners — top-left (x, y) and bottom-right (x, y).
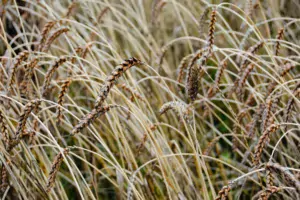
top-left (0, 0), bottom-right (299, 199)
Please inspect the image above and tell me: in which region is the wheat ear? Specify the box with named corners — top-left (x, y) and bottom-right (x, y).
top-left (46, 148), bottom-right (69, 193)
top-left (42, 57), bottom-right (67, 96)
top-left (186, 50), bottom-right (203, 101)
top-left (274, 28), bottom-right (284, 56)
top-left (71, 105), bottom-right (119, 135)
top-left (20, 58), bottom-right (38, 97)
top-left (15, 99), bottom-right (41, 139)
top-left (177, 54), bottom-right (193, 83)
top-left (232, 108), bottom-right (248, 151)
top-left (0, 164), bottom-right (8, 193)
top-left (283, 83), bottom-right (300, 131)
top-left (208, 61), bottom-right (228, 98)
top-left (267, 62), bottom-right (295, 95)
top-left (7, 51), bottom-right (29, 93)
top-left (57, 78), bottom-right (72, 124)
top-left (42, 27), bottom-right (69, 52)
top-left (94, 57), bottom-right (142, 109)
top-left (266, 169), bottom-right (274, 187)
top-left (0, 109), bottom-right (10, 150)
top-left (118, 83), bottom-right (145, 102)
top-left (136, 125), bottom-right (157, 155)
top-left (38, 21), bottom-right (57, 51)
top-left (159, 101), bottom-right (192, 124)
top-left (266, 162), bottom-right (300, 194)
top-left (236, 64), bottom-right (255, 100)
top-left (215, 185), bottom-right (231, 200)
top-left (247, 104), bottom-right (265, 138)
top-left (261, 96), bottom-right (274, 133)
top-left (203, 137), bottom-right (220, 156)
top-left (207, 10), bottom-right (217, 56)
top-left (253, 124), bottom-right (279, 166)
top-left (258, 186), bottom-right (281, 200)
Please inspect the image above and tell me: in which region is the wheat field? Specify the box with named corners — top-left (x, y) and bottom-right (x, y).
top-left (0, 0), bottom-right (299, 199)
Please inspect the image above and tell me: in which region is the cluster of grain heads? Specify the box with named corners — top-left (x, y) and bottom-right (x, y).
top-left (186, 9), bottom-right (217, 101)
top-left (266, 162), bottom-right (300, 194)
top-left (15, 99), bottom-right (41, 139)
top-left (46, 148), bottom-right (69, 193)
top-left (215, 185), bottom-right (231, 200)
top-left (57, 78), bottom-right (72, 124)
top-left (42, 57), bottom-right (67, 96)
top-left (253, 124), bottom-right (279, 166)
top-left (7, 51), bottom-right (29, 93)
top-left (159, 101), bottom-right (192, 124)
